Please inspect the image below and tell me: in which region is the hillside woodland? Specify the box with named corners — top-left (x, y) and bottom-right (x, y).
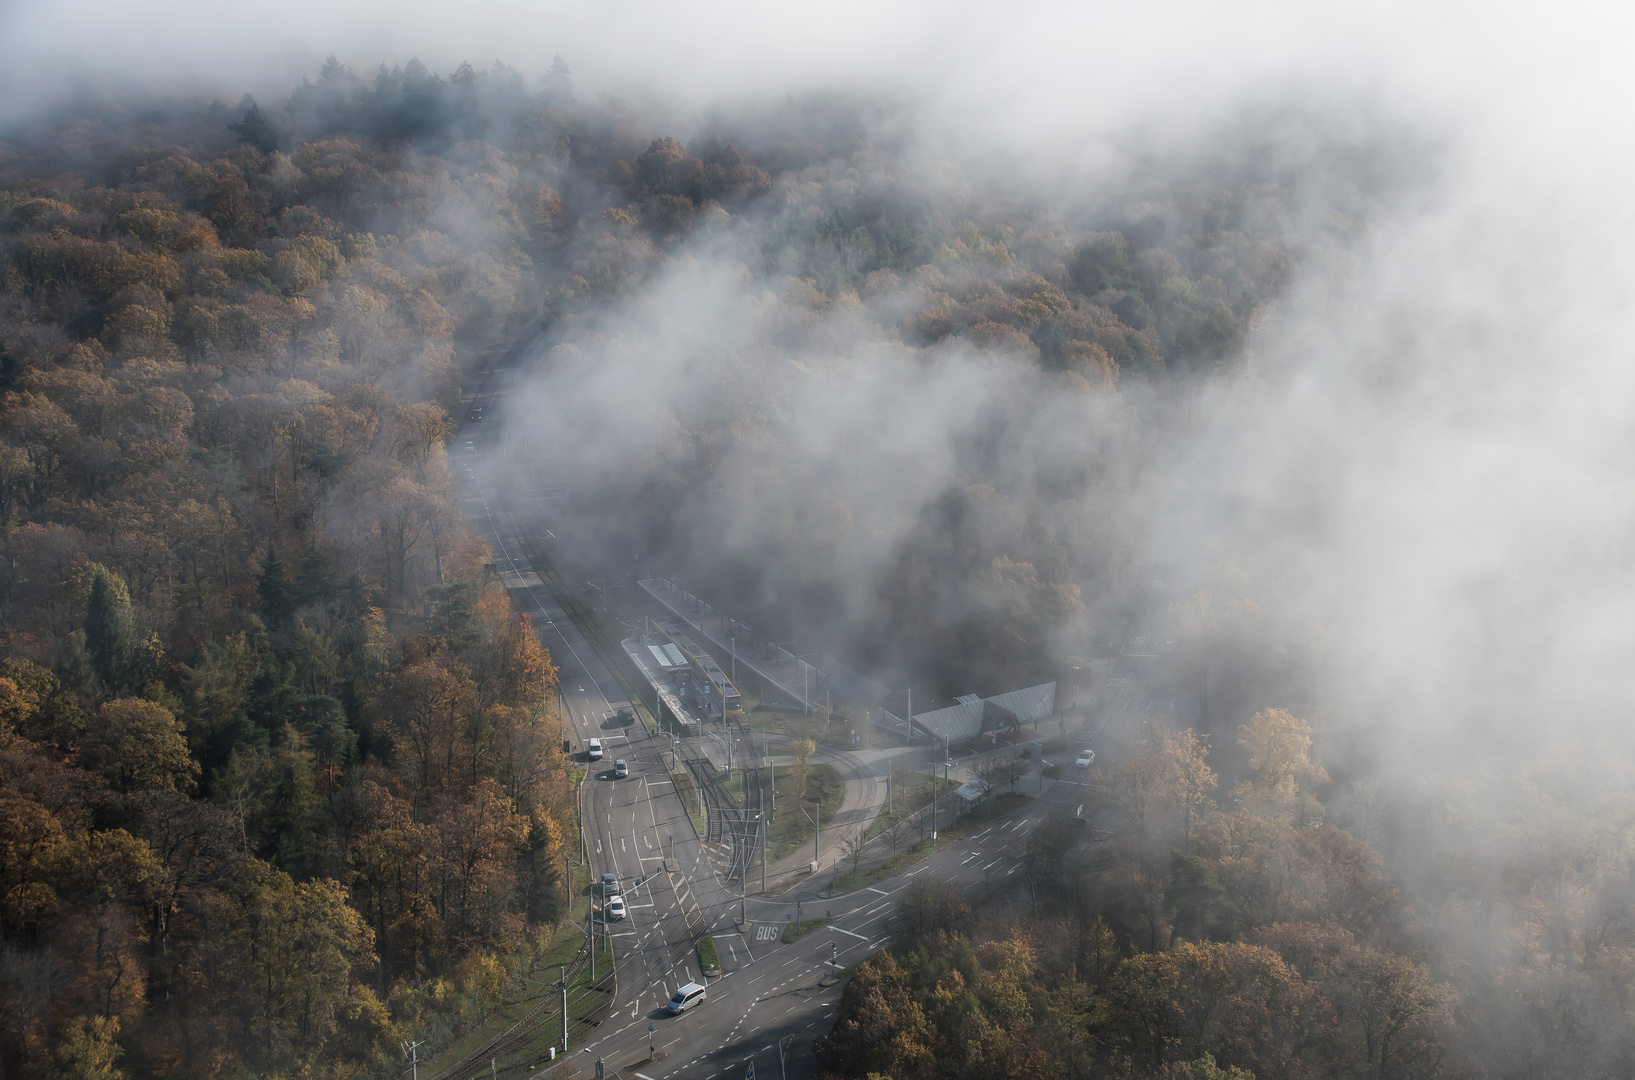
top-left (0, 55), bottom-right (1587, 1080)
top-left (0, 60), bottom-right (580, 1080)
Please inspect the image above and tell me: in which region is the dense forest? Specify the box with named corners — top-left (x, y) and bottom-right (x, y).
top-left (820, 698), bottom-right (1635, 1080)
top-left (0, 59), bottom-right (584, 1079)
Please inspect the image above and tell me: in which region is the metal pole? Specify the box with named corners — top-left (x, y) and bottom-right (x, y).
top-left (589, 910), bottom-right (595, 980)
top-left (761, 815), bottom-right (767, 893)
top-left (561, 966), bottom-right (568, 1050)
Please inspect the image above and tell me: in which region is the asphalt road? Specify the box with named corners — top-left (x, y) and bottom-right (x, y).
top-left (458, 363), bottom-right (777, 1072)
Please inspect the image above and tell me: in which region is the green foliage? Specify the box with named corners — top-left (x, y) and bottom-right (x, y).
top-left (83, 569), bottom-right (128, 687)
top-left (256, 546), bottom-right (296, 627)
top-left (227, 97), bottom-right (278, 153)
top-left (1167, 849), bottom-right (1240, 944)
top-left (297, 549), bottom-right (339, 606)
top-left (697, 935), bottom-right (718, 972)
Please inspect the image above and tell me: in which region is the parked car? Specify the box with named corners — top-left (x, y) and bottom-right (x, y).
top-left (666, 982), bottom-right (706, 1014)
top-left (1075, 749), bottom-right (1095, 768)
top-left (605, 896), bottom-right (626, 921)
top-left (588, 738), bottom-right (603, 760)
top-left (615, 758), bottom-right (628, 778)
top-left (601, 873), bottom-right (621, 897)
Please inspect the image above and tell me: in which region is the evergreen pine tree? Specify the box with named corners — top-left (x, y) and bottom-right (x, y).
top-left (84, 569), bottom-right (128, 686)
top-left (257, 546), bottom-right (296, 626)
top-left (227, 96), bottom-right (278, 153)
top-left (298, 549), bottom-right (338, 607)
top-left (345, 573), bottom-right (369, 613)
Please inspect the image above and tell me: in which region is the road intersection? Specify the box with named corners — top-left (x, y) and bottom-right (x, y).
top-left (447, 342), bottom-right (1184, 1080)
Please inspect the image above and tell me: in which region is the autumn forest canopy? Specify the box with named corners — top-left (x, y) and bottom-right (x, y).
top-left (0, 52), bottom-right (1631, 1080)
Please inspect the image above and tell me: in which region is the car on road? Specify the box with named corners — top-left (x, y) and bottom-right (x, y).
top-left (614, 758), bottom-right (628, 778)
top-left (469, 407), bottom-right (483, 421)
top-left (615, 706), bottom-right (634, 726)
top-left (1075, 750), bottom-right (1095, 768)
top-left (604, 896), bottom-right (626, 921)
top-left (587, 738), bottom-right (603, 760)
top-left (666, 982), bottom-right (706, 1014)
top-left (463, 439), bottom-right (475, 452)
top-left (600, 873), bottom-right (621, 897)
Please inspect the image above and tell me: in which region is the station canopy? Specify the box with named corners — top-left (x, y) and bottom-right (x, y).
top-left (913, 682), bottom-right (1057, 747)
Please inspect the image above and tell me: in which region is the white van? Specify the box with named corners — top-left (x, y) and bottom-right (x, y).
top-left (588, 738), bottom-right (603, 761)
top-left (666, 982), bottom-right (706, 1014)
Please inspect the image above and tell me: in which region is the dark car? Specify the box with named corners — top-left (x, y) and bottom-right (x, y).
top-left (600, 873), bottom-right (621, 897)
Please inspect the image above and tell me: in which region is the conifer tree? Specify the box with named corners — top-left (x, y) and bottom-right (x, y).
top-left (257, 547), bottom-right (296, 627)
top-left (298, 550), bottom-right (338, 607)
top-left (84, 569), bottom-right (128, 686)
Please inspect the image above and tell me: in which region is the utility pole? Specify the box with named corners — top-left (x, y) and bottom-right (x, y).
top-left (761, 813), bottom-right (767, 893)
top-left (589, 910), bottom-right (595, 980)
top-left (560, 965), bottom-right (568, 1051)
top-left (402, 1040), bottom-right (423, 1080)
top-left (886, 763), bottom-right (892, 815)
top-left (932, 742), bottom-right (940, 842)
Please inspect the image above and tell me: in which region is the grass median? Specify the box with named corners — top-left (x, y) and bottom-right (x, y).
top-left (697, 936), bottom-right (719, 974)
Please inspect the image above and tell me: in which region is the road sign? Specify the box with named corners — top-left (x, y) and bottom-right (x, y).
top-left (648, 1025), bottom-right (655, 1034)
top-left (747, 1066), bottom-right (755, 1080)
